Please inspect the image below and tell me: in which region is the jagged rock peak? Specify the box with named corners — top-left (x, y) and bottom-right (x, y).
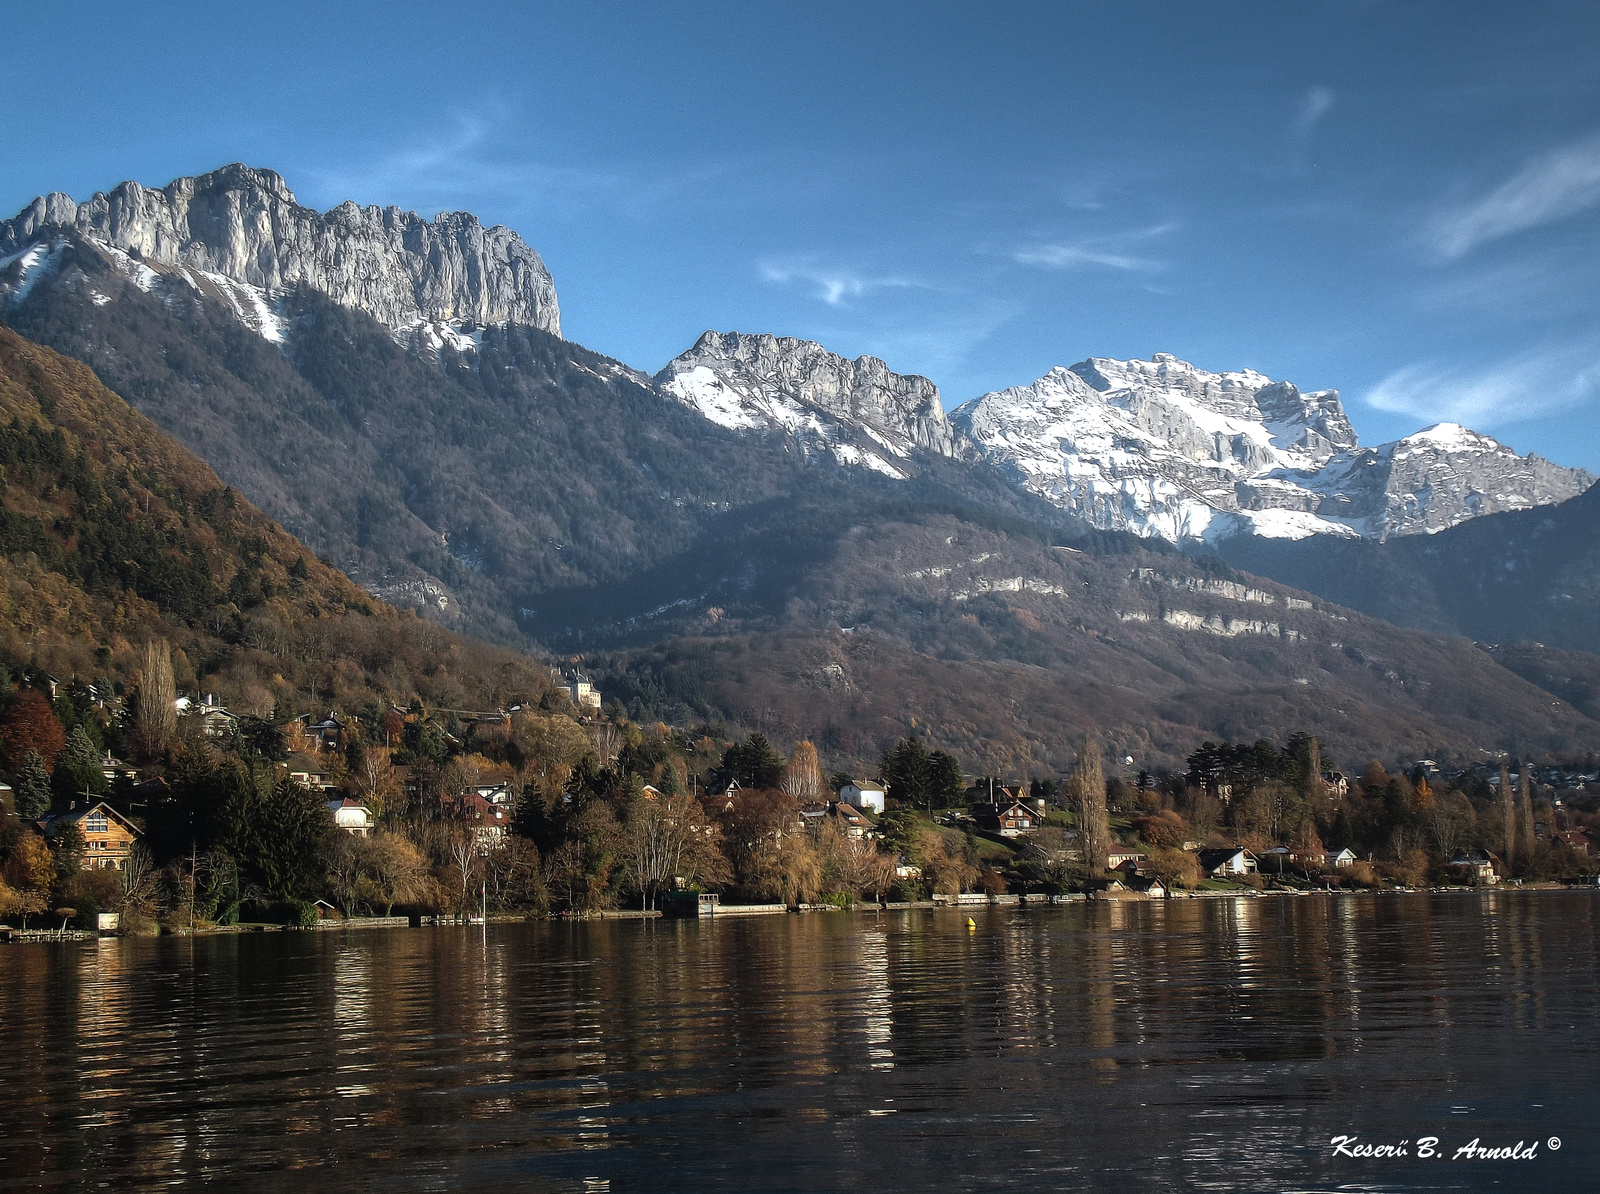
top-left (1071, 352), bottom-right (1358, 460)
top-left (653, 331), bottom-right (960, 476)
top-left (953, 354), bottom-right (1594, 544)
top-left (0, 163), bottom-right (560, 336)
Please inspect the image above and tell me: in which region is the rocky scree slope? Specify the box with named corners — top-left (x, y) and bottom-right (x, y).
top-left (0, 163), bottom-right (560, 348)
top-left (952, 352), bottom-right (1592, 544)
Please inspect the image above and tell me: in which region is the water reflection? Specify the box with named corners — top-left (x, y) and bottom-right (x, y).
top-left (1, 894), bottom-right (1596, 1192)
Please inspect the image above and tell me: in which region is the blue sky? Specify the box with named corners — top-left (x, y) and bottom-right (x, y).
top-left (4, 0), bottom-right (1600, 469)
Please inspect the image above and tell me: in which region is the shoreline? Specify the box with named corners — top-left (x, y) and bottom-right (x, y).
top-left (3, 883), bottom-right (1593, 945)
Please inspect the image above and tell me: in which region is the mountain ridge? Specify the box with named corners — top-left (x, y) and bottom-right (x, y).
top-left (952, 351), bottom-right (1592, 544)
top-left (1, 163), bottom-right (560, 343)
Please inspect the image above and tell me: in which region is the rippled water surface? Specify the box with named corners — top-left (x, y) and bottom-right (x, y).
top-left (3, 892), bottom-right (1597, 1191)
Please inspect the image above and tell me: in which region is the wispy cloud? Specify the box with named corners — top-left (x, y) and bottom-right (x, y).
top-left (1012, 223), bottom-right (1174, 272)
top-left (1429, 132), bottom-right (1600, 259)
top-left (1296, 86), bottom-right (1335, 132)
top-left (298, 104), bottom-right (743, 223)
top-left (1365, 343), bottom-right (1600, 425)
top-left (759, 256), bottom-right (928, 306)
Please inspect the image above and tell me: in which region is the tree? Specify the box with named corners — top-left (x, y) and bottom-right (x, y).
top-left (1066, 736), bottom-right (1108, 880)
top-left (11, 752), bottom-right (51, 820)
top-left (352, 746), bottom-right (400, 818)
top-left (1429, 792), bottom-right (1477, 860)
top-left (915, 826), bottom-right (978, 897)
top-left (1518, 773), bottom-right (1536, 872)
top-left (358, 831), bottom-right (429, 915)
top-left (49, 821), bottom-right (84, 881)
top-left (1499, 765), bottom-right (1517, 873)
top-left (3, 833), bottom-right (54, 925)
top-left (51, 726), bottom-right (109, 804)
top-left (780, 740), bottom-right (824, 803)
top-left (623, 791), bottom-right (728, 910)
top-left (2, 689), bottom-right (65, 774)
top-left (720, 734), bottom-right (785, 791)
top-left (132, 639), bottom-right (177, 759)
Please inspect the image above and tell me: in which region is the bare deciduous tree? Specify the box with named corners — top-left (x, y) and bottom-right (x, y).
top-left (1066, 736), bottom-right (1109, 880)
top-left (133, 639), bottom-right (178, 759)
top-left (780, 740), bottom-right (824, 803)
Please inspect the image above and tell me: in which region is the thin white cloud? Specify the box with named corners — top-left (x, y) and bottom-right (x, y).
top-left (1012, 223), bottom-right (1174, 272)
top-left (299, 105), bottom-right (742, 223)
top-left (758, 257), bottom-right (926, 307)
top-left (1297, 86), bottom-right (1335, 131)
top-left (1365, 344), bottom-right (1600, 425)
top-left (1429, 132), bottom-right (1600, 259)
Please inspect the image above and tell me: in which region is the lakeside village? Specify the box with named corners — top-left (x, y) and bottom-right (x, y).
top-left (2, 642), bottom-right (1600, 938)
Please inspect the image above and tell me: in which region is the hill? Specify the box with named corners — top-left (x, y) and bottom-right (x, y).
top-left (0, 325), bottom-right (551, 715)
top-left (1217, 482), bottom-right (1600, 655)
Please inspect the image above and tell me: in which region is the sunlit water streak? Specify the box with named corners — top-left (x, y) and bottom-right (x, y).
top-left (1, 892), bottom-right (1595, 1191)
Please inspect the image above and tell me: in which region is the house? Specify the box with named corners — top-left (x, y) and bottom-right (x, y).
top-left (831, 802), bottom-right (871, 840)
top-left (99, 752), bottom-right (138, 783)
top-left (974, 800), bottom-right (1038, 837)
top-left (556, 669), bottom-right (602, 712)
top-left (476, 783), bottom-right (514, 807)
top-left (1330, 847), bottom-right (1358, 868)
top-left (327, 798), bottom-right (374, 837)
top-left (1194, 847), bottom-right (1258, 877)
top-left (460, 792), bottom-right (509, 850)
top-left (838, 780), bottom-right (886, 814)
top-left (1552, 827), bottom-right (1593, 856)
top-left (1447, 852), bottom-right (1499, 885)
top-left (1108, 848), bottom-right (1146, 871)
top-left (893, 855), bottom-right (923, 880)
top-left (305, 712), bottom-right (347, 752)
top-left (1123, 874), bottom-right (1167, 898)
top-left (183, 692), bottom-right (238, 740)
top-left (286, 754), bottom-right (336, 793)
top-left (41, 801), bottom-right (140, 870)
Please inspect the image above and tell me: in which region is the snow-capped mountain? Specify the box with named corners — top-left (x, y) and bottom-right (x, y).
top-left (0, 164), bottom-right (560, 351)
top-left (653, 331), bottom-right (960, 479)
top-left (952, 352), bottom-right (1593, 543)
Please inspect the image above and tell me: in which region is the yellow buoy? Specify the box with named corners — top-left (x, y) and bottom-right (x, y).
top-left (966, 917), bottom-right (976, 929)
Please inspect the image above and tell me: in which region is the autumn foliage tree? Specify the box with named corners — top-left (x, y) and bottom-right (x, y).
top-left (1, 689), bottom-right (65, 774)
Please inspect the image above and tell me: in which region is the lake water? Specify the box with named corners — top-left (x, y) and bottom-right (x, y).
top-left (2, 892), bottom-right (1596, 1192)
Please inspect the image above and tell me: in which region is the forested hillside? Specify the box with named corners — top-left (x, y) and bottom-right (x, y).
top-left (0, 325), bottom-right (552, 716)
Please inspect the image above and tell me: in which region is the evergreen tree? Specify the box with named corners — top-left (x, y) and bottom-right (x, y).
top-left (51, 726), bottom-right (109, 804)
top-left (12, 751), bottom-right (51, 820)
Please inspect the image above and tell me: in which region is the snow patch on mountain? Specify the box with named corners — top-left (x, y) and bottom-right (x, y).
top-left (954, 353), bottom-right (1593, 543)
top-left (654, 331), bottom-right (958, 479)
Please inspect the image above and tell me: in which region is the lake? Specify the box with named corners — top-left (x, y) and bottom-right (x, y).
top-left (2, 892), bottom-right (1596, 1192)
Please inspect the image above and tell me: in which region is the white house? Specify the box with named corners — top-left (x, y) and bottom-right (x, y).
top-left (1194, 847), bottom-right (1258, 877)
top-left (1330, 847), bottom-right (1357, 868)
top-left (839, 780), bottom-right (885, 814)
top-left (327, 798), bottom-right (374, 837)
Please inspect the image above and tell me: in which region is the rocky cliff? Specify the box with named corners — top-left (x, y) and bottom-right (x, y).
top-left (0, 163), bottom-right (560, 339)
top-left (953, 352), bottom-right (1593, 543)
top-left (654, 330), bottom-right (960, 479)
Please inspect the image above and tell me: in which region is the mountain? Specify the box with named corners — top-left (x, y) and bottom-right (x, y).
top-left (0, 324), bottom-right (550, 715)
top-left (952, 352), bottom-right (1592, 544)
top-left (5, 164), bottom-right (1600, 772)
top-left (1218, 480), bottom-right (1600, 655)
top-left (0, 163), bottom-right (560, 347)
top-left (654, 330), bottom-right (960, 476)
top-left (589, 508), bottom-right (1600, 773)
